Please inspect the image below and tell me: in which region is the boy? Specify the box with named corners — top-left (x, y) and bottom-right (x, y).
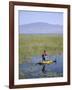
top-left (42, 50), bottom-right (48, 61)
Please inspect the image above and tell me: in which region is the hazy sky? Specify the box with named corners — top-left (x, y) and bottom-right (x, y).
top-left (19, 10), bottom-right (63, 26)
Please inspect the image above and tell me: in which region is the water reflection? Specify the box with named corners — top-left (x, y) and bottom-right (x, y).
top-left (42, 65), bottom-right (46, 73)
top-left (19, 54), bottom-right (63, 79)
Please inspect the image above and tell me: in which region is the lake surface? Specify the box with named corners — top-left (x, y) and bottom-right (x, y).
top-left (19, 54), bottom-right (63, 79)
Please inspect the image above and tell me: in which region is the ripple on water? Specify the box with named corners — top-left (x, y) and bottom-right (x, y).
top-left (19, 54), bottom-right (63, 79)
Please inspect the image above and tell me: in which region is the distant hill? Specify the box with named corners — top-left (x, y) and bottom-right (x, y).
top-left (19, 22), bottom-right (63, 34)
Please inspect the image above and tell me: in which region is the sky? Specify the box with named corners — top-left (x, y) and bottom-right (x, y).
top-left (19, 10), bottom-right (63, 26)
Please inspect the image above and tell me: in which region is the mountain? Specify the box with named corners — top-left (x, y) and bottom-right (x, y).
top-left (19, 22), bottom-right (63, 34)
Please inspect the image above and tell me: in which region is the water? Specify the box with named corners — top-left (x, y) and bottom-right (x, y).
top-left (19, 54), bottom-right (63, 79)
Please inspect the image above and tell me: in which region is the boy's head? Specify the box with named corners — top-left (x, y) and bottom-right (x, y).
top-left (44, 50), bottom-right (46, 53)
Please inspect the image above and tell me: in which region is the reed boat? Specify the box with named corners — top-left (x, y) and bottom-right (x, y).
top-left (38, 60), bottom-right (56, 65)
